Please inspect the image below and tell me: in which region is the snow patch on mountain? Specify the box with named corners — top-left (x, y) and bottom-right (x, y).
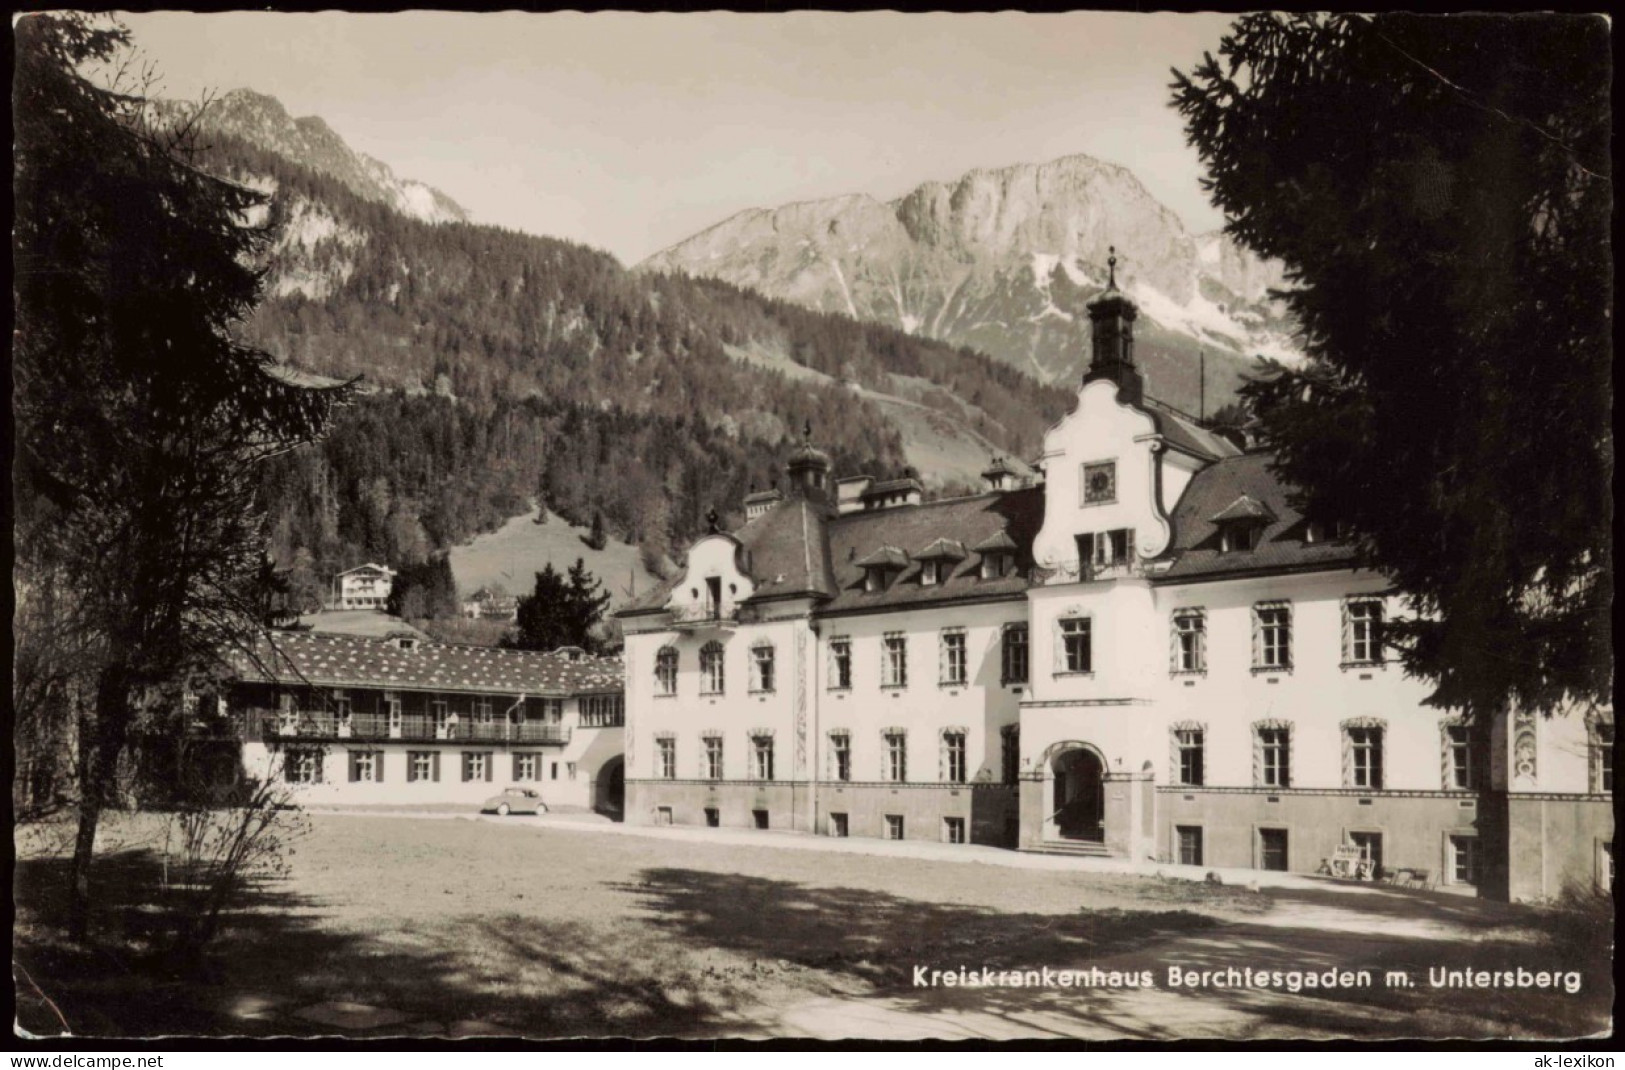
top-left (162, 89), bottom-right (471, 227)
top-left (641, 152), bottom-right (1302, 408)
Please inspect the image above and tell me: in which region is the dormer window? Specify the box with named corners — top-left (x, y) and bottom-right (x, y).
top-left (972, 530), bottom-right (1020, 580)
top-left (388, 635), bottom-right (418, 652)
top-left (855, 545), bottom-right (910, 594)
top-left (912, 538), bottom-right (966, 588)
top-left (1209, 495), bottom-right (1277, 555)
top-left (1305, 519), bottom-right (1345, 545)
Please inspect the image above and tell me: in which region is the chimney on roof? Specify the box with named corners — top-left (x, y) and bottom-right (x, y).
top-left (1083, 246), bottom-right (1145, 407)
top-left (981, 455), bottom-right (1017, 493)
top-left (836, 475), bottom-right (872, 515)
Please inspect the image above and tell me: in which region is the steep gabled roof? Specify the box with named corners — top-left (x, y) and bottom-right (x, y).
top-left (823, 487), bottom-right (1044, 614)
top-left (914, 537), bottom-right (968, 561)
top-left (971, 530), bottom-right (1019, 554)
top-left (1209, 494), bottom-right (1278, 524)
top-left (227, 630), bottom-right (624, 695)
top-left (1157, 452), bottom-right (1357, 581)
top-left (1145, 406), bottom-right (1244, 462)
top-left (854, 545), bottom-right (911, 569)
top-left (616, 497), bottom-right (835, 616)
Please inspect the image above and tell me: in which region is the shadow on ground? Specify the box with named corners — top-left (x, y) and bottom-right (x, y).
top-left (14, 853), bottom-right (1612, 1040)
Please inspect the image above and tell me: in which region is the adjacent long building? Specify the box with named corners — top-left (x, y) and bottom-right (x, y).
top-left (616, 256), bottom-right (1612, 902)
top-left (213, 630), bottom-right (626, 811)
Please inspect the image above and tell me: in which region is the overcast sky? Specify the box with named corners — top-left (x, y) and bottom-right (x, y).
top-left (116, 11), bottom-right (1237, 266)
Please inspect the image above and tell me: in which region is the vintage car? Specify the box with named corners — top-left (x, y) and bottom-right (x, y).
top-left (481, 786), bottom-right (548, 816)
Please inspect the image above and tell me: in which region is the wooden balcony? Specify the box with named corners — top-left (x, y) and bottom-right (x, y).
top-left (227, 710), bottom-right (570, 746)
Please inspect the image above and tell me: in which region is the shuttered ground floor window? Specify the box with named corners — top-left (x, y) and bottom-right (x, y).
top-left (462, 751), bottom-right (494, 782)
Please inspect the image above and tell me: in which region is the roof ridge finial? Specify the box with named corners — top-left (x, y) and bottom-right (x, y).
top-left (1107, 245), bottom-right (1117, 290)
top-left (803, 418), bottom-right (813, 444)
top-left (706, 505), bottom-right (720, 534)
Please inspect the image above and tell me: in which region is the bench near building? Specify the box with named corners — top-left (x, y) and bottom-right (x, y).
top-left (614, 250), bottom-right (1612, 903)
top-left (217, 630), bottom-right (625, 812)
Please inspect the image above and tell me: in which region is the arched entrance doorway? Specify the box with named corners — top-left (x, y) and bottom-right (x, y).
top-left (594, 757), bottom-right (625, 820)
top-left (1050, 746), bottom-right (1105, 842)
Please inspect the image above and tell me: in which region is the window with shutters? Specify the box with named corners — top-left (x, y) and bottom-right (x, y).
top-left (1253, 602), bottom-right (1293, 672)
top-left (655, 646), bottom-right (678, 696)
top-left (700, 641), bottom-right (726, 695)
top-left (284, 748), bottom-right (322, 783)
top-left (1171, 609), bottom-right (1206, 674)
top-left (882, 633), bottom-right (908, 688)
top-left (939, 628), bottom-right (967, 686)
top-left (1057, 617), bottom-right (1092, 674)
top-left (1001, 623), bottom-right (1029, 684)
top-left (408, 751), bottom-right (436, 783)
top-left (1342, 597), bottom-right (1385, 667)
top-left (349, 749), bottom-right (380, 783)
top-left (514, 752), bottom-right (539, 781)
top-left (463, 751), bottom-right (491, 782)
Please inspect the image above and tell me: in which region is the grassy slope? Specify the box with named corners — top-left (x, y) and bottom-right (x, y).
top-left (724, 341), bottom-right (1025, 487)
top-left (447, 510), bottom-right (660, 609)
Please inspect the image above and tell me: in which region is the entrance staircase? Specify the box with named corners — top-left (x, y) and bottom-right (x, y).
top-left (1024, 839), bottom-right (1113, 859)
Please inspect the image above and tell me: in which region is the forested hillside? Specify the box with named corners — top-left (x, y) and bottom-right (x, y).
top-left (199, 134), bottom-right (1074, 585)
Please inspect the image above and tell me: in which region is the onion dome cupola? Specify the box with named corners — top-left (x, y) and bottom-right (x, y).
top-left (1083, 246), bottom-right (1145, 407)
top-left (786, 419), bottom-right (832, 500)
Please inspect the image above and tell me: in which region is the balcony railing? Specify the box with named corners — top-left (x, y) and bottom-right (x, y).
top-left (669, 602), bottom-right (742, 629)
top-left (1034, 558), bottom-right (1148, 586)
top-left (228, 710), bottom-right (570, 746)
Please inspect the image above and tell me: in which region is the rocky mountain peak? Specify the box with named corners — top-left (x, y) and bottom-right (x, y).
top-left (173, 88), bottom-right (472, 226)
top-left (640, 151), bottom-right (1299, 411)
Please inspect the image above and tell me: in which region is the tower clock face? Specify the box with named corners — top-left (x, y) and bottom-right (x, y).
top-left (1083, 461), bottom-right (1116, 504)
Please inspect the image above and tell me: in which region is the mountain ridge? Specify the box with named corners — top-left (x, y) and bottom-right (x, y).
top-left (639, 151), bottom-right (1298, 412)
top-left (160, 88), bottom-right (471, 225)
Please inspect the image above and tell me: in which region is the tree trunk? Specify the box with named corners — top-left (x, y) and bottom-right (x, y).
top-left (67, 730), bottom-right (102, 943)
top-left (67, 668), bottom-right (132, 943)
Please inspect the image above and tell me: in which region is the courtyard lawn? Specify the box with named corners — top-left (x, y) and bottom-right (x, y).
top-left (13, 813), bottom-right (1612, 1040)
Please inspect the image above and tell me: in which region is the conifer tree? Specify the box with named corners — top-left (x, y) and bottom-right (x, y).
top-left (1171, 14), bottom-right (1610, 719)
top-left (13, 13), bottom-right (350, 937)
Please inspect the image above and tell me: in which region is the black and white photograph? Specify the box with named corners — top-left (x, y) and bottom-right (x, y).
top-left (11, 9), bottom-right (1613, 1047)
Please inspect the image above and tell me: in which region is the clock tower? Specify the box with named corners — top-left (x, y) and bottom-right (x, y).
top-left (1082, 247), bottom-right (1144, 407)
